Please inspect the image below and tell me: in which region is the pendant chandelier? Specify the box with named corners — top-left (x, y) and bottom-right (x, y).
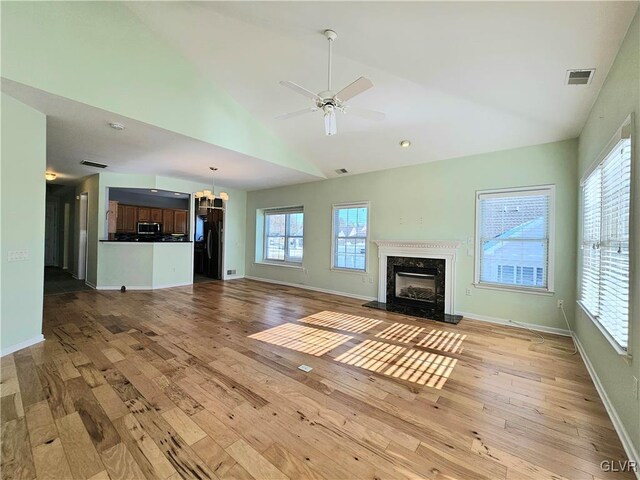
top-left (195, 167), bottom-right (229, 210)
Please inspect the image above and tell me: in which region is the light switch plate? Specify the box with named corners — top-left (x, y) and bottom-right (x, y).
top-left (7, 250), bottom-right (29, 262)
top-left (298, 364), bottom-right (313, 373)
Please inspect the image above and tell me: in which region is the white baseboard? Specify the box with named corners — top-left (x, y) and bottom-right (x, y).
top-left (96, 281), bottom-right (193, 291)
top-left (456, 311), bottom-right (571, 336)
top-left (572, 334), bottom-right (639, 475)
top-left (223, 274), bottom-right (245, 281)
top-left (1, 334), bottom-right (45, 357)
top-left (245, 276), bottom-right (377, 302)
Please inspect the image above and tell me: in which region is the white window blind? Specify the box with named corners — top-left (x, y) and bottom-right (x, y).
top-left (332, 203), bottom-right (369, 271)
top-left (475, 186), bottom-right (554, 291)
top-left (579, 128), bottom-right (631, 351)
top-left (264, 207), bottom-right (304, 263)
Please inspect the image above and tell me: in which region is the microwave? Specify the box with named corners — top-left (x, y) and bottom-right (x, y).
top-left (137, 222), bottom-right (162, 235)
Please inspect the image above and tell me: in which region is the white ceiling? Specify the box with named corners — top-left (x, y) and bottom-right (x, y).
top-left (126, 1), bottom-right (638, 178)
top-left (1, 80), bottom-right (320, 190)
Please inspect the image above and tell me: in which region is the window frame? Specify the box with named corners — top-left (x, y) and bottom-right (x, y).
top-left (331, 201), bottom-right (370, 273)
top-left (473, 185), bottom-right (556, 294)
top-left (262, 207), bottom-right (304, 265)
top-left (577, 114), bottom-right (634, 356)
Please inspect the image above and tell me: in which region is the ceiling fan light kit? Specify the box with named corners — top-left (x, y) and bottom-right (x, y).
top-left (278, 29), bottom-right (385, 136)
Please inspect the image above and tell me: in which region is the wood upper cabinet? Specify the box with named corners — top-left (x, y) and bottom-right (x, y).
top-left (162, 209), bottom-right (175, 234)
top-left (174, 210), bottom-right (188, 235)
top-left (137, 207), bottom-right (151, 222)
top-left (115, 204), bottom-right (188, 235)
top-left (108, 201), bottom-right (119, 237)
top-left (151, 208), bottom-right (163, 223)
top-left (122, 205), bottom-right (137, 233)
top-left (116, 204), bottom-right (124, 232)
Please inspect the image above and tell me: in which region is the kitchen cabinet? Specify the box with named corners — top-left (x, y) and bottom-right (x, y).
top-left (137, 207), bottom-right (151, 222)
top-left (108, 201), bottom-right (119, 239)
top-left (174, 210), bottom-right (188, 235)
top-left (122, 205), bottom-right (137, 232)
top-left (151, 208), bottom-right (163, 223)
top-left (163, 209), bottom-right (175, 234)
top-left (116, 204), bottom-right (124, 232)
top-left (115, 204), bottom-right (188, 235)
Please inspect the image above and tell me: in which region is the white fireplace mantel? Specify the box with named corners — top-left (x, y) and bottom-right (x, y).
top-left (374, 240), bottom-right (461, 314)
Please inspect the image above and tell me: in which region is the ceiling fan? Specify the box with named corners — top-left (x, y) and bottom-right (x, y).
top-left (277, 29), bottom-right (385, 136)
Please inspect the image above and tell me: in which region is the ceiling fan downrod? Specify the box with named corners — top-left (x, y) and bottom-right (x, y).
top-left (324, 29), bottom-right (337, 92)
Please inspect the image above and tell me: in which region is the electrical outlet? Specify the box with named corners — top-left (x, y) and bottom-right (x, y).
top-left (633, 376), bottom-right (639, 400)
top-left (465, 288), bottom-right (472, 296)
top-left (557, 300), bottom-right (564, 308)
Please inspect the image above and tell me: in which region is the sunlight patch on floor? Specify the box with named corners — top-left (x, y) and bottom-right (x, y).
top-left (335, 339), bottom-right (406, 372)
top-left (416, 330), bottom-right (466, 354)
top-left (336, 339), bottom-right (458, 388)
top-left (300, 311), bottom-right (382, 333)
top-left (249, 323), bottom-right (352, 356)
top-left (385, 349), bottom-right (457, 388)
top-left (375, 323), bottom-right (425, 343)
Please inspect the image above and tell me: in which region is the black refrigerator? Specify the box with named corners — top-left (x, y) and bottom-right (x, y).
top-left (202, 209), bottom-right (223, 279)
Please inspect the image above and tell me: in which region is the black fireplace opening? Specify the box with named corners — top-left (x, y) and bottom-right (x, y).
top-left (393, 266), bottom-right (439, 307)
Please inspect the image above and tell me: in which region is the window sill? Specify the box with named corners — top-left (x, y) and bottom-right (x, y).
top-left (576, 301), bottom-right (629, 356)
top-left (473, 283), bottom-right (554, 296)
top-left (330, 267), bottom-right (368, 274)
top-left (254, 261), bottom-right (303, 270)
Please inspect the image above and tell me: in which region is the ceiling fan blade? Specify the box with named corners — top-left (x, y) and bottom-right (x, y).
top-left (335, 76), bottom-right (374, 103)
top-left (345, 106), bottom-right (386, 122)
top-left (279, 80), bottom-right (321, 101)
top-left (275, 107), bottom-right (317, 120)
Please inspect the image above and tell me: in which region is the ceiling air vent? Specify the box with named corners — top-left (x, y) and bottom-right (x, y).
top-left (80, 160), bottom-right (108, 169)
top-left (566, 69), bottom-right (595, 85)
top-left (335, 168), bottom-right (349, 175)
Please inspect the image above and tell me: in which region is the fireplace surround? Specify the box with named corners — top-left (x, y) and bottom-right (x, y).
top-left (364, 240), bottom-right (462, 324)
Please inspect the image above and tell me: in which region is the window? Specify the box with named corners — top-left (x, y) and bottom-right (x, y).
top-left (475, 186), bottom-right (555, 292)
top-left (264, 207), bottom-right (303, 264)
top-left (579, 117), bottom-right (632, 352)
top-left (332, 203), bottom-right (369, 271)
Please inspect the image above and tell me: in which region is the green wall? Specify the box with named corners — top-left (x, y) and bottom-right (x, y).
top-left (0, 1), bottom-right (322, 178)
top-left (246, 139), bottom-right (578, 331)
top-left (576, 10), bottom-right (639, 459)
top-left (1, 93), bottom-right (46, 353)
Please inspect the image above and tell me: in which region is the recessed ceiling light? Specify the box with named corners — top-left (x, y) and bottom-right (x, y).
top-left (108, 122), bottom-right (125, 131)
top-left (399, 140), bottom-right (411, 148)
top-left (174, 192), bottom-right (181, 196)
top-left (150, 189), bottom-right (158, 193)
top-left (45, 172), bottom-right (57, 181)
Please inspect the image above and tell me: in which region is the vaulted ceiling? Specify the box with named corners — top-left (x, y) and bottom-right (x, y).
top-left (126, 1), bottom-right (638, 179)
top-left (2, 2), bottom-right (637, 190)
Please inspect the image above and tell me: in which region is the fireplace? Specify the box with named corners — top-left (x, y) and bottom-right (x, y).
top-left (364, 241), bottom-right (461, 324)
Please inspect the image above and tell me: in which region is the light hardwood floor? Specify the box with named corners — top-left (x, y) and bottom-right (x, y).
top-left (0, 279), bottom-right (633, 480)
